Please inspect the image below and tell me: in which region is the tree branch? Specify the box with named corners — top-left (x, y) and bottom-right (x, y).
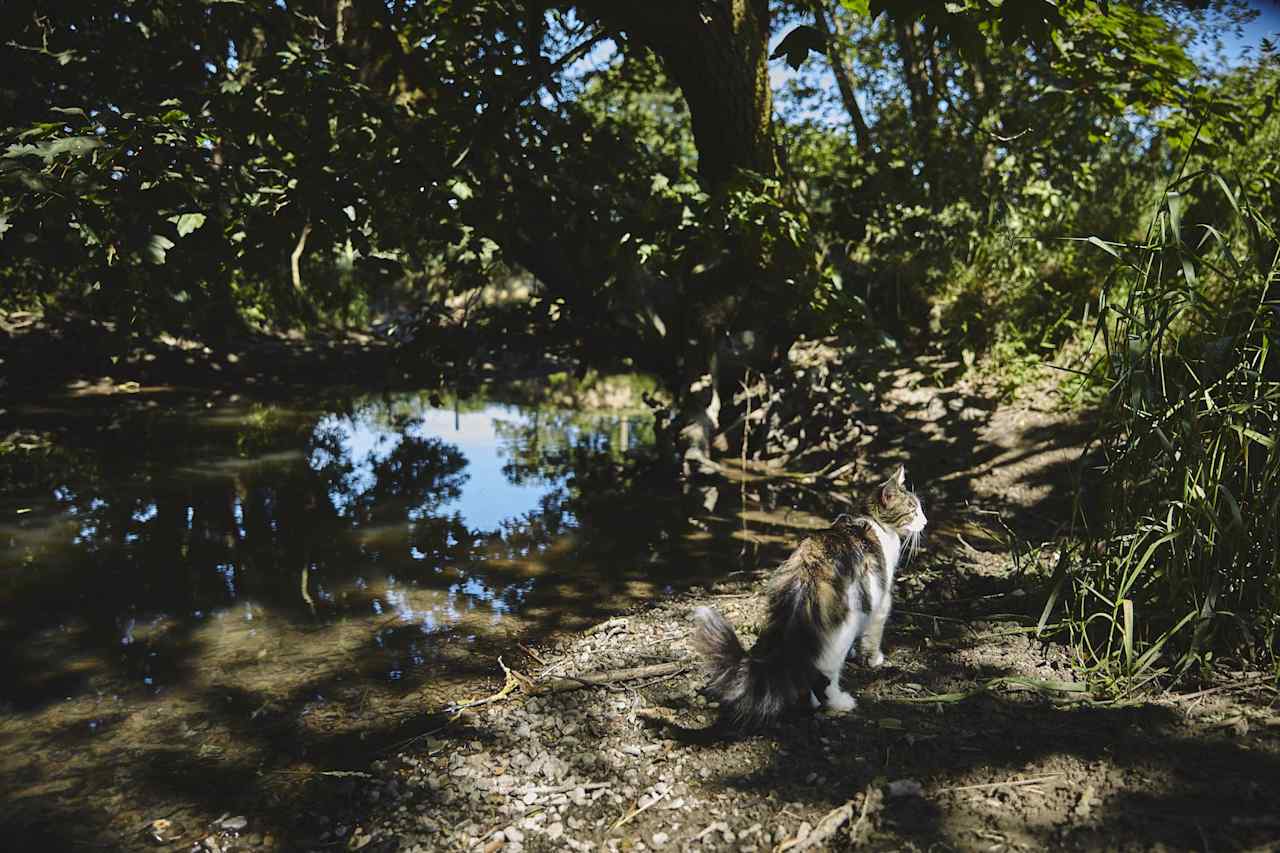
top-left (812, 1), bottom-right (872, 155)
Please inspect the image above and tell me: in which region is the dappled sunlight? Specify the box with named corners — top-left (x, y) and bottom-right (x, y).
top-left (0, 382), bottom-right (804, 847)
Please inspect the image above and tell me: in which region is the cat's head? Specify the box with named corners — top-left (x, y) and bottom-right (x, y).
top-left (868, 465), bottom-right (927, 535)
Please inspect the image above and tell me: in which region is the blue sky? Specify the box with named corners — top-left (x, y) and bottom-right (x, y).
top-left (1234, 1), bottom-right (1280, 60)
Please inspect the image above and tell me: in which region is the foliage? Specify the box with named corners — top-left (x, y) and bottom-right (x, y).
top-left (2, 0), bottom-right (1271, 470)
top-left (0, 1), bottom-right (537, 334)
top-left (1052, 163), bottom-right (1280, 692)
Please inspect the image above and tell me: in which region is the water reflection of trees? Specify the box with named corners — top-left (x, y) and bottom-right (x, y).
top-left (2, 393), bottom-right (677, 705)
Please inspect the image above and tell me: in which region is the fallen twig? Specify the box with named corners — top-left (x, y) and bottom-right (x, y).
top-left (538, 661), bottom-right (689, 695)
top-left (895, 609), bottom-right (971, 624)
top-left (938, 774), bottom-right (1059, 793)
top-left (609, 789), bottom-right (669, 832)
top-left (1159, 675), bottom-right (1275, 705)
top-left (896, 676), bottom-right (1086, 704)
top-left (627, 666), bottom-right (690, 691)
top-left (444, 656), bottom-right (530, 714)
top-left (519, 643), bottom-right (549, 666)
top-left (516, 781), bottom-right (611, 796)
top-left (267, 769), bottom-right (375, 780)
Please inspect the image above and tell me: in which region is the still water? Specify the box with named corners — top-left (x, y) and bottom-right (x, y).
top-left (0, 385), bottom-right (757, 847)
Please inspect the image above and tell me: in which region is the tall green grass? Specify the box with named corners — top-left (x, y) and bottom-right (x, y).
top-left (1050, 168), bottom-right (1279, 694)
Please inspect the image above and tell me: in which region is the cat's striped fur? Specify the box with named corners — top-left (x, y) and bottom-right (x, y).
top-left (693, 466), bottom-right (926, 729)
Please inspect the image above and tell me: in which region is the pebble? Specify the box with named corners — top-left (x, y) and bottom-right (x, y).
top-left (652, 831), bottom-right (670, 847)
top-left (504, 826), bottom-right (525, 843)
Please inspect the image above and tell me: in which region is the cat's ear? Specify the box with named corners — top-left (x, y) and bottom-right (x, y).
top-left (893, 465), bottom-right (906, 487)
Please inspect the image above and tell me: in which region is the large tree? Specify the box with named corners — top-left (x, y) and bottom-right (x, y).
top-left (1, 0), bottom-right (1224, 467)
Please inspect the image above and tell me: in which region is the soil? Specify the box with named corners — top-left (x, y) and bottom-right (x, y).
top-left (3, 318), bottom-right (1279, 852)
top-left (300, 364), bottom-right (1280, 853)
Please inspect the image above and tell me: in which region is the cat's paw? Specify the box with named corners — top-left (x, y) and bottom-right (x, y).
top-left (825, 691), bottom-right (858, 713)
top-left (867, 651), bottom-right (886, 668)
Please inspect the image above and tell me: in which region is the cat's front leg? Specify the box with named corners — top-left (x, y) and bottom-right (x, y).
top-left (820, 667), bottom-right (858, 712)
top-left (824, 688), bottom-right (858, 712)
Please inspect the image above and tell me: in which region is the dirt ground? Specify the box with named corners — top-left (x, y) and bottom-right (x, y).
top-left (4, 318), bottom-right (1279, 852)
top-left (313, 366), bottom-right (1280, 853)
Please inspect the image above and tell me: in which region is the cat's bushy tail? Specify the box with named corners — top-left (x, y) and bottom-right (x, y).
top-left (692, 606), bottom-right (804, 729)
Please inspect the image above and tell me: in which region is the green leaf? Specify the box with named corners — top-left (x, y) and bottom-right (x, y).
top-left (1085, 235), bottom-right (1121, 258)
top-left (770, 25), bottom-right (826, 71)
top-left (3, 136), bottom-right (103, 164)
top-left (145, 234), bottom-right (175, 265)
top-left (169, 212), bottom-right (207, 237)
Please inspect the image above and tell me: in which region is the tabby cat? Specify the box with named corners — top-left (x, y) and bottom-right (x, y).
top-left (693, 465), bottom-right (926, 728)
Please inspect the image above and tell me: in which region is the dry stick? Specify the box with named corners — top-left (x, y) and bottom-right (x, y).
top-left (518, 642), bottom-right (549, 666)
top-left (520, 781), bottom-right (612, 796)
top-left (627, 666), bottom-right (690, 691)
top-left (268, 769), bottom-right (374, 780)
top-left (1160, 675), bottom-right (1275, 704)
top-left (396, 660), bottom-right (687, 753)
top-left (938, 774), bottom-right (1060, 794)
top-left (539, 661), bottom-right (688, 695)
top-left (609, 789), bottom-right (670, 833)
top-left (895, 608), bottom-right (971, 624)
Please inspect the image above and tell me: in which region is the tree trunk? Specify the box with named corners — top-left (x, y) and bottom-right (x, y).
top-left (576, 0), bottom-right (777, 189)
top-left (570, 1), bottom-right (808, 475)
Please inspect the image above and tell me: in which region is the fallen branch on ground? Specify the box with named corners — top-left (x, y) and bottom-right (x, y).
top-left (896, 676), bottom-right (1087, 704)
top-left (1158, 675), bottom-right (1275, 705)
top-left (938, 774), bottom-right (1059, 793)
top-left (538, 661), bottom-right (689, 694)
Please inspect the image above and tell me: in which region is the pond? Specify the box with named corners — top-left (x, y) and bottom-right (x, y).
top-left (0, 381), bottom-right (785, 848)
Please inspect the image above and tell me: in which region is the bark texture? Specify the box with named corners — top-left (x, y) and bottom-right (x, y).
top-left (573, 0), bottom-right (778, 190)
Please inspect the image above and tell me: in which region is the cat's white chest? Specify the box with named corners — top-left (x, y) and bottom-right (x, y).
top-left (868, 519), bottom-right (901, 581)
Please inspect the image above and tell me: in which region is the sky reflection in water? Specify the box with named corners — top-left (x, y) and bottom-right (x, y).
top-left (1, 391), bottom-right (664, 698)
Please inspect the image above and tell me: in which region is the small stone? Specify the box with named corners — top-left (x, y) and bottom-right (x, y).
top-left (547, 822), bottom-right (564, 841)
top-left (652, 832), bottom-right (670, 847)
top-left (505, 826), bottom-right (525, 843)
top-left (220, 816), bottom-right (248, 831)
